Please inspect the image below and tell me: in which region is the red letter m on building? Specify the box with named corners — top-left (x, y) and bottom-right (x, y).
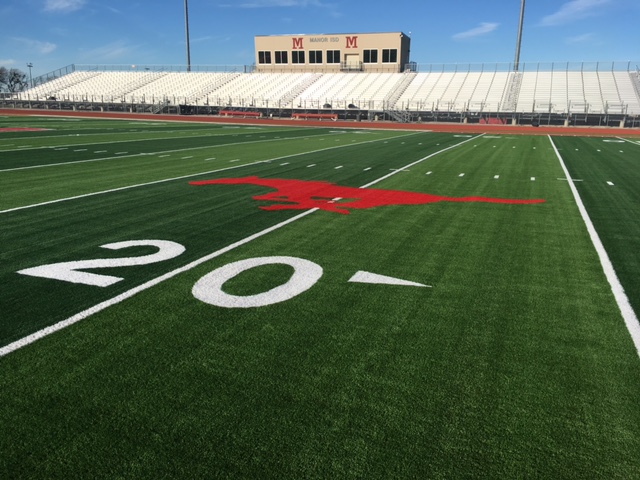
top-left (346, 36), bottom-right (358, 48)
top-left (292, 38), bottom-right (304, 50)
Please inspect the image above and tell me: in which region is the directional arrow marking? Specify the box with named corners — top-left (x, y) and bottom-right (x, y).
top-left (348, 271), bottom-right (431, 287)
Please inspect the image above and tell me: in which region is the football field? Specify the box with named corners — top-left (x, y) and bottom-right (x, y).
top-left (1, 115), bottom-right (640, 478)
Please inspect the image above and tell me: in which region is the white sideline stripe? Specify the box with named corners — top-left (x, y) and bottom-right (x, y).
top-left (1, 134), bottom-right (414, 214)
top-left (548, 135), bottom-right (640, 358)
top-left (0, 134), bottom-right (479, 357)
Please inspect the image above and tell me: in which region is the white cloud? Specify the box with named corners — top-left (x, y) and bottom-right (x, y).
top-left (0, 59), bottom-right (17, 66)
top-left (80, 41), bottom-right (138, 61)
top-left (539, 0), bottom-right (611, 26)
top-left (452, 23), bottom-right (499, 40)
top-left (44, 0), bottom-right (86, 13)
top-left (13, 38), bottom-right (58, 55)
top-left (566, 33), bottom-right (595, 44)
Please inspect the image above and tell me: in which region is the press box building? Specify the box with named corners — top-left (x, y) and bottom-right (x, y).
top-left (254, 32), bottom-right (411, 73)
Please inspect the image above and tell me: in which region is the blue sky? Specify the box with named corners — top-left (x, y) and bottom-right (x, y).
top-left (1, 0), bottom-right (639, 78)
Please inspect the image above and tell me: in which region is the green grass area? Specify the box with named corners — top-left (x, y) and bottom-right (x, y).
top-left (1, 117), bottom-right (640, 478)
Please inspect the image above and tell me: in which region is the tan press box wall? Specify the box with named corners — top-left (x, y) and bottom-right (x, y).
top-left (254, 32), bottom-right (411, 73)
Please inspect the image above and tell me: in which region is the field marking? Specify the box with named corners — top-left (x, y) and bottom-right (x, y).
top-left (531, 177), bottom-right (536, 181)
top-left (1, 133), bottom-right (418, 214)
top-left (0, 134), bottom-right (479, 357)
top-left (0, 162), bottom-right (270, 214)
top-left (459, 173), bottom-right (465, 177)
top-left (494, 175), bottom-right (500, 179)
top-left (0, 130), bottom-right (350, 172)
top-left (0, 127), bottom-right (299, 152)
top-left (607, 181), bottom-right (615, 186)
top-left (549, 135), bottom-right (640, 358)
top-left (349, 271), bottom-right (431, 288)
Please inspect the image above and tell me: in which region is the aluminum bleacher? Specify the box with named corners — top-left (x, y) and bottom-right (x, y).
top-left (13, 62), bottom-right (640, 116)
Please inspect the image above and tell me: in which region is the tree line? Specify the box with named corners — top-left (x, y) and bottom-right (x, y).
top-left (0, 67), bottom-right (29, 92)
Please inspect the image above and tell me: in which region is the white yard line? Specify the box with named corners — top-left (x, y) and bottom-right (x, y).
top-left (0, 162), bottom-right (268, 214)
top-left (0, 130), bottom-right (351, 172)
top-left (548, 135), bottom-right (640, 357)
top-left (616, 137), bottom-right (640, 146)
top-left (0, 133), bottom-right (480, 357)
top-left (1, 133), bottom-right (417, 214)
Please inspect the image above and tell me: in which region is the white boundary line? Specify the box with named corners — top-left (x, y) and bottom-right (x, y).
top-left (0, 133), bottom-right (480, 357)
top-left (549, 135), bottom-right (640, 357)
top-left (1, 133), bottom-right (417, 214)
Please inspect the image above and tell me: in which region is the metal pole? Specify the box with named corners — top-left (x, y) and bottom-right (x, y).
top-left (184, 0), bottom-right (192, 72)
top-left (27, 62), bottom-right (33, 88)
top-left (514, 0), bottom-right (526, 72)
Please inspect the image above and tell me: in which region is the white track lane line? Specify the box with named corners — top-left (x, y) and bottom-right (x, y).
top-left (0, 134), bottom-right (481, 357)
top-left (549, 135), bottom-right (640, 358)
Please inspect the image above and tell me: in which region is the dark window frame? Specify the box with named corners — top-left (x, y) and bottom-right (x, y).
top-left (326, 50), bottom-right (341, 64)
top-left (258, 51), bottom-right (272, 64)
top-left (363, 49), bottom-right (378, 63)
top-left (292, 50), bottom-right (305, 64)
top-left (309, 50), bottom-right (323, 64)
top-left (275, 51), bottom-right (288, 64)
top-left (382, 49), bottom-right (398, 63)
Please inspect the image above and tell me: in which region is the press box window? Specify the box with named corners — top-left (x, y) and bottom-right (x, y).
top-left (326, 50), bottom-right (340, 64)
top-left (363, 49), bottom-right (378, 63)
top-left (292, 51), bottom-right (305, 64)
top-left (258, 51), bottom-right (272, 64)
top-left (382, 49), bottom-right (397, 63)
top-left (275, 51), bottom-right (288, 64)
top-left (309, 50), bottom-right (323, 64)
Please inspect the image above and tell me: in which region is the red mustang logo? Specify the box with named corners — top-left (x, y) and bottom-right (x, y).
top-left (190, 176), bottom-right (545, 214)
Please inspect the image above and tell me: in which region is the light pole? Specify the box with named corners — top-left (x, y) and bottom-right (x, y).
top-left (514, 0), bottom-right (526, 72)
top-left (27, 62), bottom-right (33, 88)
top-left (184, 0), bottom-right (191, 72)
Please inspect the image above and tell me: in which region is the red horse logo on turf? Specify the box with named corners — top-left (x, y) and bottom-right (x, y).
top-left (190, 176), bottom-right (545, 215)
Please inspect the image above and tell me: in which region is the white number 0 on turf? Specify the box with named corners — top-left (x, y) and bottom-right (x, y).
top-left (192, 256), bottom-right (323, 308)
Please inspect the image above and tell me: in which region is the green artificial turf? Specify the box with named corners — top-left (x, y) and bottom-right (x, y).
top-left (1, 118), bottom-right (640, 479)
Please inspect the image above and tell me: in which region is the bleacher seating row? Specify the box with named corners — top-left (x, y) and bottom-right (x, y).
top-left (16, 68), bottom-right (640, 115)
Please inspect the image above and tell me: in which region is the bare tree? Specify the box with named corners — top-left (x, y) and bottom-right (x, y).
top-left (0, 67), bottom-right (28, 92)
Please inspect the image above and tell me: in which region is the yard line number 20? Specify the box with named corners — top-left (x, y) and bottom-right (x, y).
top-left (17, 240), bottom-right (322, 308)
